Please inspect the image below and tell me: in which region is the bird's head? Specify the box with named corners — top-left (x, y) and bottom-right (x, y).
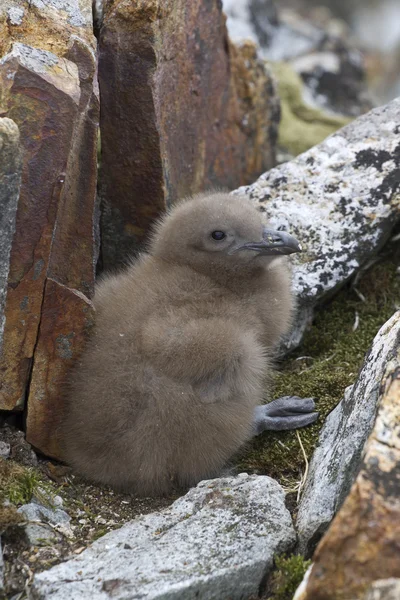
top-left (149, 192), bottom-right (302, 276)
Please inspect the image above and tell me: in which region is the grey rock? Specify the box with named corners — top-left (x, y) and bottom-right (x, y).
top-left (296, 310), bottom-right (400, 556)
top-left (363, 579), bottom-right (400, 600)
top-left (18, 502), bottom-right (71, 526)
top-left (234, 98), bottom-right (400, 351)
top-left (0, 118), bottom-right (21, 349)
top-left (0, 441), bottom-right (10, 459)
top-left (7, 6), bottom-right (24, 25)
top-left (0, 538), bottom-right (4, 595)
top-left (223, 0), bottom-right (371, 117)
top-left (31, 474), bottom-right (296, 600)
top-left (24, 523), bottom-right (61, 546)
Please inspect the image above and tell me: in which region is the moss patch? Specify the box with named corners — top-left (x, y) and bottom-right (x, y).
top-left (269, 554), bottom-right (311, 600)
top-left (271, 62), bottom-right (350, 156)
top-left (237, 257), bottom-right (400, 491)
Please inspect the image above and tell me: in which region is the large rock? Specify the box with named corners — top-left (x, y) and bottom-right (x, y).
top-left (223, 0), bottom-right (372, 119)
top-left (296, 310), bottom-right (400, 555)
top-left (0, 118), bottom-right (21, 351)
top-left (0, 0), bottom-right (99, 460)
top-left (295, 326), bottom-right (400, 600)
top-left (98, 0), bottom-right (279, 269)
top-left (234, 97), bottom-right (400, 351)
top-left (31, 474), bottom-right (296, 600)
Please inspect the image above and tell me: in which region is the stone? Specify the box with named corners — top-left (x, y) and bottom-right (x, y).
top-left (0, 538), bottom-right (4, 595)
top-left (363, 579), bottom-right (400, 600)
top-left (26, 279), bottom-right (95, 459)
top-left (24, 522), bottom-right (61, 547)
top-left (0, 118), bottom-right (21, 351)
top-left (0, 0), bottom-right (99, 457)
top-left (0, 424), bottom-right (37, 467)
top-left (18, 502), bottom-right (71, 526)
top-left (31, 474), bottom-right (296, 600)
top-left (223, 0), bottom-right (372, 119)
top-left (296, 310), bottom-right (400, 555)
top-left (234, 97), bottom-right (400, 351)
top-left (294, 330), bottom-right (400, 600)
top-left (98, 0), bottom-right (279, 269)
top-left (0, 442), bottom-right (10, 460)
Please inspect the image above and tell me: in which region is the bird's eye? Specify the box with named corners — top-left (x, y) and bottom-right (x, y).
top-left (211, 231), bottom-right (226, 241)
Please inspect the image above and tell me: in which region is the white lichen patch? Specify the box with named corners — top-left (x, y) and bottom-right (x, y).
top-left (234, 98), bottom-right (400, 302)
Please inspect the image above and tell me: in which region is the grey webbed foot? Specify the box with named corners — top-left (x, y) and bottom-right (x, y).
top-left (253, 396), bottom-right (319, 435)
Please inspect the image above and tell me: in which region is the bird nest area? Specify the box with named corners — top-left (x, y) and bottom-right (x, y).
top-left (1, 248), bottom-right (399, 598)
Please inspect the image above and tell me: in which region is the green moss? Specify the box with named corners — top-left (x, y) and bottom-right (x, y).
top-left (0, 458), bottom-right (41, 505)
top-left (269, 554), bottom-right (311, 600)
top-left (270, 62), bottom-right (350, 156)
top-left (237, 258), bottom-right (400, 485)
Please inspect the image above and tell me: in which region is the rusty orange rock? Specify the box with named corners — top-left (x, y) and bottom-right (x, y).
top-left (0, 2), bottom-right (99, 461)
top-left (98, 0), bottom-right (279, 268)
top-left (26, 279), bottom-right (94, 459)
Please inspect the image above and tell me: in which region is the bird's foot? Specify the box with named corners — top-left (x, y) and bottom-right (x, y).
top-left (252, 396), bottom-right (319, 435)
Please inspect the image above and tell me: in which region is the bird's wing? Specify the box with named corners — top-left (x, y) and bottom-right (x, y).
top-left (140, 314), bottom-right (265, 397)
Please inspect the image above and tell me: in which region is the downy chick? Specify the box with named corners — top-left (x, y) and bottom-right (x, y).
top-left (62, 192), bottom-right (317, 495)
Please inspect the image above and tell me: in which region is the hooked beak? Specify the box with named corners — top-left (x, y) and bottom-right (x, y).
top-left (237, 227), bottom-right (302, 256)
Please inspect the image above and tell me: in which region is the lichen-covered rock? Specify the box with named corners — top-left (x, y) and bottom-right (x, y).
top-left (0, 1), bottom-right (99, 460)
top-left (31, 474), bottom-right (296, 600)
top-left (98, 0), bottom-right (279, 269)
top-left (363, 579), bottom-right (400, 600)
top-left (234, 97), bottom-right (400, 351)
top-left (294, 326), bottom-right (400, 600)
top-left (296, 310), bottom-right (400, 555)
top-left (223, 0), bottom-right (372, 120)
top-left (0, 118), bottom-right (21, 351)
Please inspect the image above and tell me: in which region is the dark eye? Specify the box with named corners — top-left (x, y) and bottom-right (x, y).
top-left (211, 231), bottom-right (226, 241)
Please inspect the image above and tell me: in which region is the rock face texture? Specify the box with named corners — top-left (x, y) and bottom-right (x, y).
top-left (234, 97), bottom-right (400, 350)
top-left (295, 318), bottom-right (400, 599)
top-left (0, 118), bottom-right (21, 350)
top-left (296, 310), bottom-right (400, 555)
top-left (31, 474), bottom-right (296, 600)
top-left (223, 0), bottom-right (372, 118)
top-left (0, 1), bottom-right (99, 459)
top-left (98, 0), bottom-right (279, 269)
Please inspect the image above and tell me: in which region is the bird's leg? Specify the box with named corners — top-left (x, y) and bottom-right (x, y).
top-left (252, 396), bottom-right (319, 435)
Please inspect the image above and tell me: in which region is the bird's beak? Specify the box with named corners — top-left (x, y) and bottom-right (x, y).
top-left (236, 227), bottom-right (302, 256)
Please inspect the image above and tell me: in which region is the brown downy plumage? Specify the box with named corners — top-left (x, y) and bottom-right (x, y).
top-left (62, 192), bottom-right (317, 496)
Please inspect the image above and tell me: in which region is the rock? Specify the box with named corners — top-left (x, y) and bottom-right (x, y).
top-left (98, 0), bottom-right (279, 269)
top-left (26, 280), bottom-right (95, 459)
top-left (31, 474), bottom-right (296, 600)
top-left (234, 97), bottom-right (400, 351)
top-left (0, 442), bottom-right (10, 460)
top-left (0, 118), bottom-right (21, 351)
top-left (270, 61), bottom-right (350, 156)
top-left (24, 523), bottom-right (61, 547)
top-left (223, 0), bottom-right (372, 120)
top-left (0, 538), bottom-right (4, 595)
top-left (296, 310), bottom-right (400, 555)
top-left (0, 424), bottom-right (37, 467)
top-left (0, 0), bottom-right (99, 460)
top-left (363, 579), bottom-right (400, 600)
top-left (294, 327), bottom-right (400, 600)
top-left (18, 502), bottom-right (70, 526)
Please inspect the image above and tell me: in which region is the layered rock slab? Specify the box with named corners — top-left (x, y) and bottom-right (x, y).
top-left (98, 0), bottom-right (279, 268)
top-left (31, 474), bottom-right (296, 600)
top-left (0, 118), bottom-right (21, 350)
top-left (235, 97), bottom-right (400, 350)
top-left (0, 0), bottom-right (99, 459)
top-left (296, 317), bottom-right (400, 599)
top-left (296, 310), bottom-right (400, 555)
